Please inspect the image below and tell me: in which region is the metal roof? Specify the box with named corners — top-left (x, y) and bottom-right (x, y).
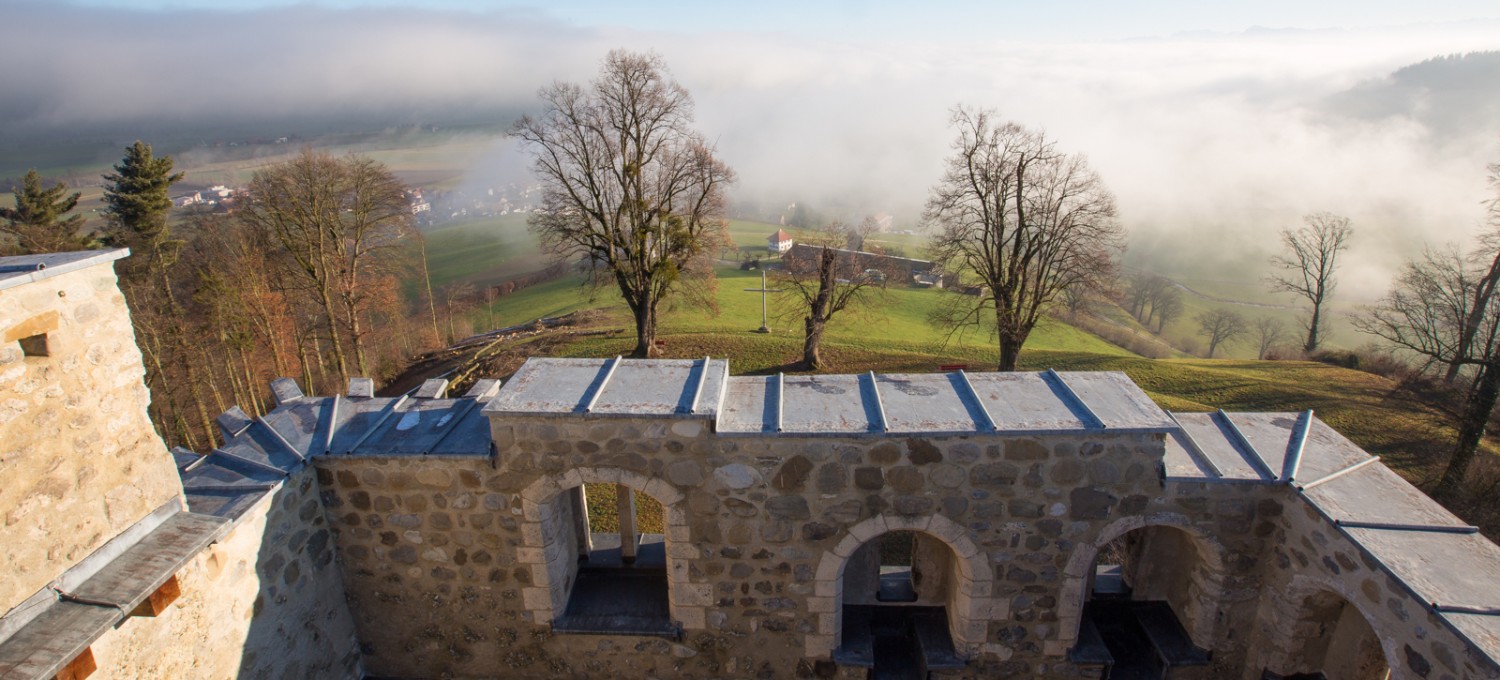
top-left (0, 249), bottom-right (129, 291)
top-left (484, 357), bottom-right (729, 419)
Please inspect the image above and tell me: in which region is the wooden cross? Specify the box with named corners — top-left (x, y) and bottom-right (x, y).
top-left (744, 270), bottom-right (783, 333)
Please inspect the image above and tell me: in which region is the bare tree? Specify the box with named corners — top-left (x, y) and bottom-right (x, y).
top-left (1269, 212), bottom-right (1353, 353)
top-left (1439, 162), bottom-right (1500, 382)
top-left (776, 219), bottom-right (898, 370)
top-left (511, 50), bottom-right (734, 357)
top-left (926, 107), bottom-right (1123, 371)
top-left (1125, 272), bottom-right (1170, 324)
top-left (1252, 317), bottom-right (1287, 360)
top-left (1196, 308), bottom-right (1248, 358)
top-left (1355, 240), bottom-right (1500, 500)
top-left (238, 149), bottom-right (413, 382)
top-left (1151, 287), bottom-right (1184, 334)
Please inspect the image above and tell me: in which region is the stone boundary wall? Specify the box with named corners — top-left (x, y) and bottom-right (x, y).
top-left (0, 259), bottom-right (182, 615)
top-left (87, 466), bottom-right (362, 679)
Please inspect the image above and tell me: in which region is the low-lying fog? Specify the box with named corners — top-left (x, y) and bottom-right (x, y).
top-left (3, 2), bottom-right (1498, 297)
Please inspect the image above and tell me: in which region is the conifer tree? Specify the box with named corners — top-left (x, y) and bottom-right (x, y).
top-left (0, 169), bottom-right (92, 254)
top-left (103, 141), bottom-right (185, 278)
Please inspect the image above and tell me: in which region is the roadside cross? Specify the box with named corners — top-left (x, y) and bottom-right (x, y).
top-left (743, 270), bottom-right (783, 333)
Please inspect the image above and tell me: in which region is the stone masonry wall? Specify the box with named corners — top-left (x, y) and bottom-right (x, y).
top-left (314, 412), bottom-right (1294, 679)
top-left (1244, 493), bottom-right (1500, 680)
top-left (87, 467), bottom-right (363, 679)
top-left (0, 262), bottom-right (182, 615)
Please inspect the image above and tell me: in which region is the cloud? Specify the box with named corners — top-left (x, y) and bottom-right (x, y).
top-left (2, 2), bottom-right (1497, 297)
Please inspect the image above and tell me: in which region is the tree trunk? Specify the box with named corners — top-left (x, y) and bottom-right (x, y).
top-left (1435, 361), bottom-right (1500, 500)
top-left (630, 303), bottom-right (657, 358)
top-left (1304, 303), bottom-right (1322, 354)
top-left (803, 316), bottom-right (826, 370)
top-left (318, 286), bottom-right (349, 382)
top-left (998, 334), bottom-right (1023, 372)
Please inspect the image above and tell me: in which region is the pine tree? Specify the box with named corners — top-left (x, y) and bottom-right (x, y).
top-left (0, 169), bottom-right (92, 254)
top-left (102, 141), bottom-right (185, 276)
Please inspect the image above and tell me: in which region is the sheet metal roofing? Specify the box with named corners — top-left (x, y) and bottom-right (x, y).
top-left (486, 358), bottom-right (1176, 436)
top-left (0, 248), bottom-right (129, 291)
top-left (175, 358), bottom-right (1500, 662)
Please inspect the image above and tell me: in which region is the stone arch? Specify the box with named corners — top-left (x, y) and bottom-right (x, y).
top-left (515, 467), bottom-right (707, 629)
top-left (807, 513), bottom-right (995, 658)
top-left (1057, 512), bottom-right (1228, 652)
top-left (1259, 573), bottom-right (1398, 679)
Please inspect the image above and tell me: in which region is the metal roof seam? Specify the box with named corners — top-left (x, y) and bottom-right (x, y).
top-left (1045, 369), bottom-right (1104, 429)
top-left (424, 399), bottom-right (483, 455)
top-left (1296, 455), bottom-right (1381, 491)
top-left (1216, 410), bottom-right (1275, 480)
top-left (955, 370), bottom-right (997, 432)
top-left (1280, 410), bottom-right (1314, 482)
top-left (347, 395), bottom-right (408, 454)
top-left (685, 356), bottom-right (710, 414)
top-left (1166, 412), bottom-right (1223, 478)
top-left (867, 372), bottom-right (888, 433)
top-left (582, 355), bottom-right (622, 413)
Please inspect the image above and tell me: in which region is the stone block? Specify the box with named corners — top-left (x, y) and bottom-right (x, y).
top-left (814, 579), bottom-right (843, 598)
top-left (808, 596), bottom-right (836, 613)
top-left (818, 612), bottom-right (841, 635)
top-left (675, 605), bottom-right (707, 629)
top-left (521, 586), bottom-right (552, 610)
top-left (1043, 640), bottom-right (1069, 656)
top-left (805, 634), bottom-right (835, 658)
top-left (848, 516), bottom-right (889, 543)
top-left (670, 582), bottom-right (713, 607)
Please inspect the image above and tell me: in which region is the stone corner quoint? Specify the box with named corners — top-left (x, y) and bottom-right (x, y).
top-left (2, 250), bottom-right (1499, 680)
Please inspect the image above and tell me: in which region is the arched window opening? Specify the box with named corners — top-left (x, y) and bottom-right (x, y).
top-left (1073, 526), bottom-right (1213, 677)
top-left (1269, 590), bottom-right (1390, 680)
top-left (545, 482), bottom-right (672, 636)
top-left (836, 531), bottom-right (965, 676)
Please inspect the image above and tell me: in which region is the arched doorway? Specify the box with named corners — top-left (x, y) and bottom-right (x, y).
top-left (515, 468), bottom-right (694, 636)
top-left (1062, 516), bottom-right (1224, 676)
top-left (1263, 578), bottom-right (1393, 680)
top-left (810, 514), bottom-right (994, 674)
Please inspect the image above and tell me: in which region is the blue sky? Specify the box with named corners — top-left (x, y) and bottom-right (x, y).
top-left (57, 0), bottom-right (1500, 41)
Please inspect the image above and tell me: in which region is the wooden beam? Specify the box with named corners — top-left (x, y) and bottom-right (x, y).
top-left (128, 574), bottom-right (181, 618)
top-left (55, 647), bottom-right (96, 680)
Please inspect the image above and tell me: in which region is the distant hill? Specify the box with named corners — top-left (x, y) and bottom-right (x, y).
top-left (1325, 51), bottom-right (1500, 145)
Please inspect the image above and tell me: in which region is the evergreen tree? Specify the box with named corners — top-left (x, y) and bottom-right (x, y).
top-left (0, 169), bottom-right (92, 254)
top-left (102, 141), bottom-right (185, 276)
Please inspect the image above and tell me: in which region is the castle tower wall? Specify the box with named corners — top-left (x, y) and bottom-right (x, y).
top-left (0, 251), bottom-right (183, 616)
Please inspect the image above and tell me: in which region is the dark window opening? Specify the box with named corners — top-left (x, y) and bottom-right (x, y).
top-left (19, 333), bottom-right (49, 357)
top-left (876, 531), bottom-right (917, 603)
top-left (553, 483), bottom-right (674, 637)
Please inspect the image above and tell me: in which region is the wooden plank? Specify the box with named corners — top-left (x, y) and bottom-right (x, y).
top-left (0, 601), bottom-right (117, 678)
top-left (65, 513), bottom-right (226, 613)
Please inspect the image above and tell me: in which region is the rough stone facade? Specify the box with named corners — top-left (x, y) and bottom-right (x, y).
top-left (0, 252), bottom-right (182, 615)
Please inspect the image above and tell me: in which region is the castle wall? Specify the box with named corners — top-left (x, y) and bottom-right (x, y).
top-left (0, 258), bottom-right (182, 615)
top-left (86, 467), bottom-right (363, 679)
top-left (1245, 494), bottom-right (1500, 680)
top-left (315, 413), bottom-right (1289, 679)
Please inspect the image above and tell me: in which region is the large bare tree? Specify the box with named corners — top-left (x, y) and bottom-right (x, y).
top-left (926, 107), bottom-right (1123, 371)
top-left (237, 149), bottom-right (412, 382)
top-left (1269, 212), bottom-right (1353, 354)
top-left (511, 50), bottom-right (734, 357)
top-left (776, 219), bottom-right (899, 370)
top-left (1357, 245), bottom-right (1497, 500)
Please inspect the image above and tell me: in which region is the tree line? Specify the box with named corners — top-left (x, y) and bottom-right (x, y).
top-left (0, 145), bottom-right (450, 450)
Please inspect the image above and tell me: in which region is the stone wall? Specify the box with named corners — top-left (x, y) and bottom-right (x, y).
top-left (87, 467), bottom-right (362, 679)
top-left (1246, 493), bottom-right (1500, 680)
top-left (0, 259), bottom-right (182, 615)
top-left (316, 411), bottom-right (1292, 679)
